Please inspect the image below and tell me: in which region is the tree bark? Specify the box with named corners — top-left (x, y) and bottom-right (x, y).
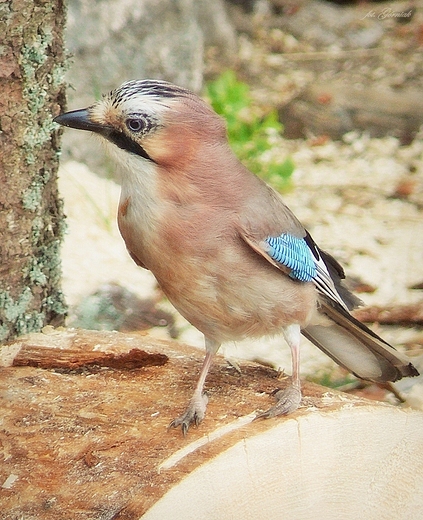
top-left (0, 0), bottom-right (67, 341)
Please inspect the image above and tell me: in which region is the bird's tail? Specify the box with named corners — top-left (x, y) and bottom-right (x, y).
top-left (302, 298), bottom-right (419, 382)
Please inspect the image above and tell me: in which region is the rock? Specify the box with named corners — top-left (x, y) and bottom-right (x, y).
top-left (274, 0), bottom-right (385, 49)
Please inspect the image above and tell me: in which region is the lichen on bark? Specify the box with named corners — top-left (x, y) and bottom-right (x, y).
top-left (0, 0), bottom-right (68, 341)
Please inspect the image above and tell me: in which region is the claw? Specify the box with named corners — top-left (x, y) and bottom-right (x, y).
top-left (255, 384), bottom-right (302, 420)
top-left (169, 392), bottom-right (209, 435)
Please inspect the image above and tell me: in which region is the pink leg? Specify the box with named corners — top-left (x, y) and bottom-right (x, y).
top-left (257, 324), bottom-right (302, 419)
top-left (170, 338), bottom-right (220, 435)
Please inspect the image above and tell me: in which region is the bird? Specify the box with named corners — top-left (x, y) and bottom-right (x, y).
top-left (54, 79), bottom-right (419, 435)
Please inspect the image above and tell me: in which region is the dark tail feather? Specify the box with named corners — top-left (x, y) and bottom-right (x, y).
top-left (303, 299), bottom-right (419, 382)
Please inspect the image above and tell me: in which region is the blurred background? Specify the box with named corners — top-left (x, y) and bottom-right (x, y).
top-left (58, 0), bottom-right (423, 406)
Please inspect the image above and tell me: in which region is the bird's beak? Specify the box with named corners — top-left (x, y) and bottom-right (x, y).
top-left (54, 109), bottom-right (107, 134)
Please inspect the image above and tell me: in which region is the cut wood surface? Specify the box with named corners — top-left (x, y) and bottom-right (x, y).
top-left (1, 329), bottom-right (422, 519)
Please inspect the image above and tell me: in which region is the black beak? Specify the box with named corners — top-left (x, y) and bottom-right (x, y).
top-left (54, 109), bottom-right (108, 133)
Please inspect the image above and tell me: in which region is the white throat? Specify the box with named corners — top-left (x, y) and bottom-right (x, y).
top-left (104, 140), bottom-right (161, 234)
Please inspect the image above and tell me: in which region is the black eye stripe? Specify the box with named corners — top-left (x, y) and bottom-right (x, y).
top-left (102, 128), bottom-right (154, 162)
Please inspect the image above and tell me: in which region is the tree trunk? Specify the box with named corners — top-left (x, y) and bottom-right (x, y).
top-left (0, 0), bottom-right (67, 341)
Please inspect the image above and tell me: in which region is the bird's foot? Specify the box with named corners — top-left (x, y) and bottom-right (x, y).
top-left (256, 383), bottom-right (302, 419)
top-left (169, 392), bottom-right (209, 436)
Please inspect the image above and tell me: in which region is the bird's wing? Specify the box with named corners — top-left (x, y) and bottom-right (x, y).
top-left (238, 181), bottom-right (364, 310)
top-left (240, 222), bottom-right (352, 309)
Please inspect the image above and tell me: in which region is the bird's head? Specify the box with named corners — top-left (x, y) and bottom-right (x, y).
top-left (54, 79), bottom-right (227, 169)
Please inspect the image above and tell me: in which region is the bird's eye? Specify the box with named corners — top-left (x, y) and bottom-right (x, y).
top-left (126, 119), bottom-right (145, 133)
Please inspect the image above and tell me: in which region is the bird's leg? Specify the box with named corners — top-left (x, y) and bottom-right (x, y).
top-left (257, 324), bottom-right (302, 419)
top-left (169, 338), bottom-right (220, 435)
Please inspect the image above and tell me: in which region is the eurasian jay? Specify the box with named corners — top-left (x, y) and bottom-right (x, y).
top-left (54, 79), bottom-right (418, 434)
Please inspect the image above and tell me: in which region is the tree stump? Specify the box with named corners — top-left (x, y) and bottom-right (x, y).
top-left (1, 329), bottom-right (422, 519)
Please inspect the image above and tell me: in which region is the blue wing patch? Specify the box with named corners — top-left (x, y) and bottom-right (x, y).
top-left (265, 234), bottom-right (316, 282)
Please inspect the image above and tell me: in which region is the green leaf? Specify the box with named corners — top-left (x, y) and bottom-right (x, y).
top-left (205, 71), bottom-right (294, 191)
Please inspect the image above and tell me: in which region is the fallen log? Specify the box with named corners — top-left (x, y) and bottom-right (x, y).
top-left (353, 301), bottom-right (423, 326)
